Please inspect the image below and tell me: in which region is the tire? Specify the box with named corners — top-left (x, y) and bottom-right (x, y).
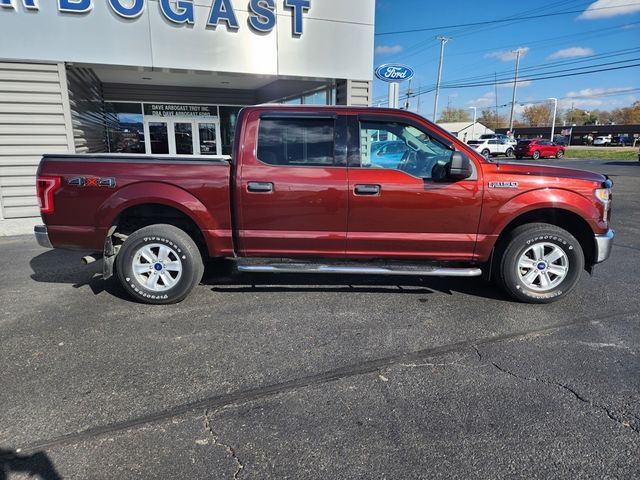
top-left (497, 223), bottom-right (584, 304)
top-left (532, 150), bottom-right (541, 160)
top-left (515, 155), bottom-right (523, 160)
top-left (116, 224), bottom-right (204, 304)
top-left (555, 149), bottom-right (564, 159)
top-left (481, 149), bottom-right (491, 159)
top-left (505, 148), bottom-right (514, 157)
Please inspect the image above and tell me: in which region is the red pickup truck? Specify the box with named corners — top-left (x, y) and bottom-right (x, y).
top-left (34, 106), bottom-right (614, 304)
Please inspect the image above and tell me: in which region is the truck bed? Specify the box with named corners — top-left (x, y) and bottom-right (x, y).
top-left (37, 154), bottom-right (233, 254)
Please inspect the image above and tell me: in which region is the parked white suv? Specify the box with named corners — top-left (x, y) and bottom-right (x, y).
top-left (467, 138), bottom-right (515, 158)
top-left (593, 135), bottom-right (612, 146)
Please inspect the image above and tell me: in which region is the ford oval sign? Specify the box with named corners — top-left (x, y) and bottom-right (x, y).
top-left (375, 64), bottom-right (415, 83)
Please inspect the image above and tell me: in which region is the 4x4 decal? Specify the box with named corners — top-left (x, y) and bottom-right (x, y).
top-left (68, 177), bottom-right (116, 188)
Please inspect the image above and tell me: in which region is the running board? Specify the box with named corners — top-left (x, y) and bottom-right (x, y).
top-left (236, 262), bottom-right (482, 278)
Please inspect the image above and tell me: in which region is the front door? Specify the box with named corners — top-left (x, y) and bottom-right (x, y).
top-left (144, 116), bottom-right (221, 156)
top-left (346, 115), bottom-right (483, 261)
top-left (236, 111), bottom-right (348, 257)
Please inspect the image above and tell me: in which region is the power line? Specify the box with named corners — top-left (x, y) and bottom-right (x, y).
top-left (375, 3), bottom-right (640, 36)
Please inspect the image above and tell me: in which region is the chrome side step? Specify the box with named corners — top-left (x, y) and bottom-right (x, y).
top-left (236, 262), bottom-right (482, 278)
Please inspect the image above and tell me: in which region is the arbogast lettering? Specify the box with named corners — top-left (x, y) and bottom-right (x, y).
top-left (0, 0), bottom-right (311, 35)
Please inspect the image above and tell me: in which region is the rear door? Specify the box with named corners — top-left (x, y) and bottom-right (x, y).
top-left (236, 111), bottom-right (349, 257)
top-left (346, 114), bottom-right (483, 260)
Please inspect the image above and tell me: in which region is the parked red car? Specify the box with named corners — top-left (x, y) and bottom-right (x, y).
top-left (515, 139), bottom-right (565, 160)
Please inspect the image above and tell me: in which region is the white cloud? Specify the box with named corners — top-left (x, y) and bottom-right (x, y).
top-left (485, 47), bottom-right (530, 61)
top-left (548, 47), bottom-right (594, 59)
top-left (498, 80), bottom-right (533, 89)
top-left (467, 91), bottom-right (496, 108)
top-left (375, 44), bottom-right (403, 55)
top-left (559, 87), bottom-right (636, 109)
top-left (566, 87), bottom-right (634, 97)
top-left (579, 0), bottom-right (640, 19)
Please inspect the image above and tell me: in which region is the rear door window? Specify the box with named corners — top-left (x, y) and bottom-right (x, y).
top-left (257, 118), bottom-right (335, 167)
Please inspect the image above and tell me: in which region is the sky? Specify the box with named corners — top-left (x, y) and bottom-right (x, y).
top-left (372, 0), bottom-right (640, 121)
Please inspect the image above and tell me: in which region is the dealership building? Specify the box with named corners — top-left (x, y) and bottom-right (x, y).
top-left (0, 0), bottom-right (375, 232)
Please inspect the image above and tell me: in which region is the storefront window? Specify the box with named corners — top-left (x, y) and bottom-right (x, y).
top-left (105, 102), bottom-right (146, 154)
top-left (304, 90), bottom-right (328, 105)
top-left (219, 106), bottom-right (242, 155)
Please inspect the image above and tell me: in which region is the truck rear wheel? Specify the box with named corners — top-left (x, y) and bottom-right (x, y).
top-left (116, 224), bottom-right (204, 304)
top-left (497, 223), bottom-right (584, 304)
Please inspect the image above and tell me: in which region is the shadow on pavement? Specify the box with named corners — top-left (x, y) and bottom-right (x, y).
top-left (29, 249), bottom-right (511, 303)
top-left (604, 161), bottom-right (639, 166)
top-left (0, 448), bottom-right (61, 480)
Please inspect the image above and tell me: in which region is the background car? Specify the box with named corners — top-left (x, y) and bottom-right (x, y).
top-left (467, 138), bottom-right (514, 159)
top-left (480, 133), bottom-right (517, 146)
top-left (610, 135), bottom-right (630, 146)
top-left (514, 139), bottom-right (565, 160)
top-left (593, 135), bottom-right (612, 146)
top-left (370, 140), bottom-right (410, 168)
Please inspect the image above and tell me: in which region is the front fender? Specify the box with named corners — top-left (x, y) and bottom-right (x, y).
top-left (485, 188), bottom-right (603, 236)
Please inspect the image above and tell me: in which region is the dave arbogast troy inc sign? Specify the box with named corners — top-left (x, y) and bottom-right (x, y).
top-left (0, 0), bottom-right (312, 35)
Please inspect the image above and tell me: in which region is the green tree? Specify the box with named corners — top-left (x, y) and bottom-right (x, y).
top-left (437, 107), bottom-right (471, 123)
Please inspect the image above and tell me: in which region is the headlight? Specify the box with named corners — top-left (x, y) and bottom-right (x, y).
top-left (594, 188), bottom-right (611, 204)
top-left (594, 187), bottom-right (612, 222)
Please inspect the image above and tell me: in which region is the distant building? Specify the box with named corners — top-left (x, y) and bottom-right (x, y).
top-left (437, 122), bottom-right (494, 142)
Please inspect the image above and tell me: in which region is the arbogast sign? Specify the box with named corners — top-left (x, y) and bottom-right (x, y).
top-left (0, 0), bottom-right (312, 35)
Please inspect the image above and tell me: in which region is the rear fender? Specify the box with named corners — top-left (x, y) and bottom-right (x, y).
top-left (96, 182), bottom-right (223, 256)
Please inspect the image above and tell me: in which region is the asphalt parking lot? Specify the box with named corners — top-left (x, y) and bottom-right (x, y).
top-left (1, 158), bottom-right (639, 479)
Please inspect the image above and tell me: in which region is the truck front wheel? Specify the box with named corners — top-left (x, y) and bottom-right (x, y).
top-left (116, 224), bottom-right (204, 304)
top-left (497, 223), bottom-right (584, 303)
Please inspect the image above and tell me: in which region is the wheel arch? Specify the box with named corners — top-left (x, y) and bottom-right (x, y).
top-left (494, 207), bottom-right (596, 269)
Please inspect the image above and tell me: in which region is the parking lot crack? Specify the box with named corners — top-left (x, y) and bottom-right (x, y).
top-left (204, 409), bottom-right (244, 479)
top-left (476, 347), bottom-right (638, 434)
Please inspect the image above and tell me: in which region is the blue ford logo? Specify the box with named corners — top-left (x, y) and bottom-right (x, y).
top-left (375, 64), bottom-right (415, 83)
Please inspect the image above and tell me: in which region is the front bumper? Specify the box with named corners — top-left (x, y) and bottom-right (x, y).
top-left (594, 229), bottom-right (615, 263)
top-left (34, 225), bottom-right (52, 248)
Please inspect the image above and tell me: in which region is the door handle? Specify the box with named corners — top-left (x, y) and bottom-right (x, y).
top-left (354, 184), bottom-right (381, 195)
top-left (247, 182), bottom-right (273, 193)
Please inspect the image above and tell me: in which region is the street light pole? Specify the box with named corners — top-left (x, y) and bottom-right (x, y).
top-left (469, 106), bottom-right (477, 140)
top-left (548, 97), bottom-right (558, 142)
top-left (508, 49), bottom-right (522, 133)
top-left (432, 36), bottom-right (450, 122)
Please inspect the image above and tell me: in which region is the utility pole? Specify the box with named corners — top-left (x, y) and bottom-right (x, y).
top-left (469, 106), bottom-right (477, 140)
top-left (494, 72), bottom-right (499, 131)
top-left (508, 49), bottom-right (522, 133)
top-left (548, 97), bottom-right (558, 141)
top-left (432, 36), bottom-right (450, 122)
top-left (404, 79), bottom-right (412, 110)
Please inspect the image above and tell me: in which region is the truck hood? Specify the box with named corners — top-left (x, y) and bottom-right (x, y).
top-left (495, 162), bottom-right (607, 185)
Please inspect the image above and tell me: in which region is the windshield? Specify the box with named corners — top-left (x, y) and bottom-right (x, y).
top-left (467, 140), bottom-right (482, 145)
top-left (517, 140), bottom-right (531, 145)
top-left (479, 134), bottom-right (494, 139)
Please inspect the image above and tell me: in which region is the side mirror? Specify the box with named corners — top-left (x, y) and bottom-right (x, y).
top-left (448, 151), bottom-right (473, 180)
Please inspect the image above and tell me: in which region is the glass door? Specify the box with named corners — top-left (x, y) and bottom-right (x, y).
top-left (195, 119), bottom-right (221, 156)
top-left (173, 122), bottom-right (194, 154)
top-left (144, 119), bottom-right (170, 154)
top-left (144, 116), bottom-right (220, 156)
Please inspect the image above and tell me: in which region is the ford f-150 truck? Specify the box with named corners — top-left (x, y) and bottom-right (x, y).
top-left (34, 106), bottom-right (614, 304)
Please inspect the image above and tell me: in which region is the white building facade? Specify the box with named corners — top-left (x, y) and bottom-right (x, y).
top-left (0, 0), bottom-right (375, 231)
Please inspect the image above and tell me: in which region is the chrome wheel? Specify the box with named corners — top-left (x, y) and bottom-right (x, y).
top-left (517, 242), bottom-right (568, 292)
top-left (131, 243), bottom-right (183, 292)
